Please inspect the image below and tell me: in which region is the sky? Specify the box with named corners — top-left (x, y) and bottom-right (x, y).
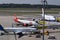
top-left (0, 0), bottom-right (60, 5)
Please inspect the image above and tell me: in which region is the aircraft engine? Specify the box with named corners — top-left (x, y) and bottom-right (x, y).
top-left (29, 22), bottom-right (33, 26)
top-left (23, 23), bottom-right (32, 27)
top-left (0, 32), bottom-right (4, 36)
top-left (17, 32), bottom-right (24, 38)
top-left (23, 23), bottom-right (28, 27)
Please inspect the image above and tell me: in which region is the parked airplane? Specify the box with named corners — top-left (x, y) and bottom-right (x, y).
top-left (13, 14), bottom-right (38, 27)
top-left (41, 8), bottom-right (59, 22)
top-left (41, 10), bottom-right (55, 21)
top-left (0, 24), bottom-right (39, 38)
top-left (38, 8), bottom-right (60, 29)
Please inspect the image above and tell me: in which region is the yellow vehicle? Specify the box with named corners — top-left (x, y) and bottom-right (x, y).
top-left (44, 31), bottom-right (49, 35)
top-left (37, 20), bottom-right (47, 29)
top-left (56, 17), bottom-right (60, 22)
top-left (38, 20), bottom-right (47, 25)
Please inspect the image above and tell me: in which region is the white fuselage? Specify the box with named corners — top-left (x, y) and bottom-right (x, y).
top-left (45, 15), bottom-right (55, 21)
top-left (17, 19), bottom-right (37, 25)
top-left (4, 27), bottom-right (37, 33)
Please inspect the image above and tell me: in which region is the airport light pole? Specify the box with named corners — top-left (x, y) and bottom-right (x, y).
top-left (41, 0), bottom-right (47, 40)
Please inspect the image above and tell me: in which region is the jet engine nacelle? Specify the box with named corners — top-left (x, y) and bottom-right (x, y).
top-left (17, 32), bottom-right (24, 38)
top-left (0, 32), bottom-right (4, 36)
top-left (23, 23), bottom-right (32, 27)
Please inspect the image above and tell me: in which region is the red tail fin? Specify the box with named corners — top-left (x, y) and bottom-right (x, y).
top-left (14, 14), bottom-right (18, 22)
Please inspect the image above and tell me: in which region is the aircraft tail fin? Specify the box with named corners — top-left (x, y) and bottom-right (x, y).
top-left (0, 24), bottom-right (8, 33)
top-left (14, 14), bottom-right (18, 19)
top-left (0, 24), bottom-right (4, 31)
top-left (14, 14), bottom-right (19, 22)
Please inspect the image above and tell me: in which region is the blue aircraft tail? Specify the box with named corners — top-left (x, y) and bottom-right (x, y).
top-left (0, 24), bottom-right (4, 31)
top-left (0, 24), bottom-right (8, 33)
